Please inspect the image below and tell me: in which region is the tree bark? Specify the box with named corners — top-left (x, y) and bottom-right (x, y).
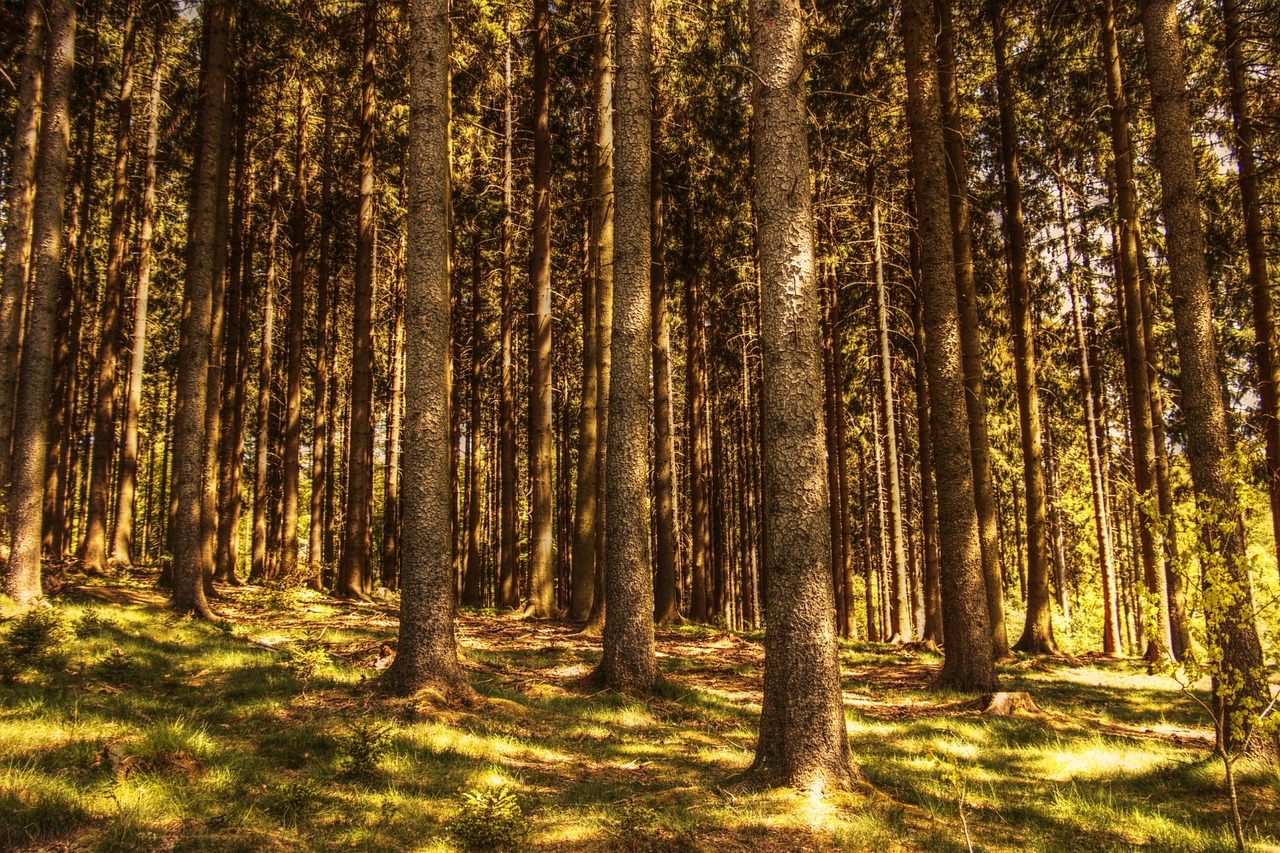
top-left (903, 0), bottom-right (998, 692)
top-left (651, 92), bottom-right (679, 625)
top-left (596, 0), bottom-right (658, 691)
top-left (744, 0), bottom-right (857, 791)
top-left (309, 86), bottom-right (334, 589)
top-left (341, 0), bottom-right (377, 600)
top-left (380, 0), bottom-right (471, 699)
top-left (498, 23), bottom-right (519, 609)
top-left (1140, 0), bottom-right (1275, 757)
top-left (3, 0), bottom-right (75, 604)
top-left (112, 22), bottom-right (165, 567)
top-left (936, 0), bottom-right (1008, 659)
top-left (281, 77), bottom-right (309, 581)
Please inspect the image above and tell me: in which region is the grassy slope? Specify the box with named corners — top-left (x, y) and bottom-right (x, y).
top-left (0, 575), bottom-right (1277, 852)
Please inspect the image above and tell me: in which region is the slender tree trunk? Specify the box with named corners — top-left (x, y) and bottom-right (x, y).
top-left (1141, 0), bottom-right (1275, 758)
top-left (687, 268), bottom-right (711, 624)
top-left (462, 232), bottom-right (484, 606)
top-left (1221, 0), bottom-right (1279, 573)
top-left (281, 76), bottom-right (309, 581)
top-left (82, 0), bottom-right (139, 573)
top-left (936, 0), bottom-right (1007, 659)
top-left (498, 23), bottom-right (519, 609)
top-left (251, 125), bottom-right (282, 583)
top-left (651, 94), bottom-right (679, 624)
top-left (912, 276), bottom-right (943, 645)
top-left (0, 0), bottom-right (46, 498)
top-left (4, 0), bottom-right (75, 604)
top-left (992, 3), bottom-right (1056, 656)
top-left (341, 3), bottom-right (377, 599)
top-left (309, 87), bottom-right (334, 588)
top-left (745, 0), bottom-right (857, 788)
top-left (383, 234), bottom-right (405, 591)
top-left (903, 0), bottom-right (998, 692)
top-left (112, 25), bottom-right (165, 567)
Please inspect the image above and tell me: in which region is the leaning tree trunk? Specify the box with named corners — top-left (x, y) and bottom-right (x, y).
top-left (171, 0), bottom-right (230, 618)
top-left (993, 2), bottom-right (1056, 656)
top-left (528, 0), bottom-right (556, 618)
top-left (903, 0), bottom-right (999, 693)
top-left (936, 0), bottom-right (1008, 659)
top-left (380, 0), bottom-right (472, 699)
top-left (0, 0), bottom-right (46, 499)
top-left (1140, 0), bottom-right (1276, 759)
top-left (4, 0), bottom-right (75, 605)
top-left (341, 0), bottom-right (377, 600)
top-left (743, 0), bottom-right (857, 791)
top-left (596, 0), bottom-right (657, 691)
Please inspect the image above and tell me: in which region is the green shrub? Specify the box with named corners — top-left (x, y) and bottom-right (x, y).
top-left (261, 780), bottom-right (323, 827)
top-left (0, 607), bottom-right (70, 681)
top-left (448, 785), bottom-right (527, 852)
top-left (336, 719), bottom-right (393, 777)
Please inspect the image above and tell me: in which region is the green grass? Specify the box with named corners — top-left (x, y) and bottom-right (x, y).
top-left (0, 581), bottom-right (1277, 851)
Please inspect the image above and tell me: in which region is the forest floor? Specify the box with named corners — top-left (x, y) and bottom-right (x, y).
top-left (1, 571), bottom-right (1278, 852)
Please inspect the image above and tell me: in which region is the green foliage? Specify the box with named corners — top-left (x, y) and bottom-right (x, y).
top-left (282, 643), bottom-right (330, 684)
top-left (73, 609), bottom-right (116, 639)
top-left (0, 767), bottom-right (90, 847)
top-left (260, 780), bottom-right (323, 827)
top-left (0, 607), bottom-right (70, 681)
top-left (335, 718), bottom-right (393, 777)
top-left (448, 785), bottom-right (527, 852)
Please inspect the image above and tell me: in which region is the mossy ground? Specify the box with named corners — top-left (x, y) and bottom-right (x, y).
top-left (1, 572), bottom-right (1277, 851)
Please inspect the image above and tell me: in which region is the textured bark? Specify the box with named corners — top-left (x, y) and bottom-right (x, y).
top-left (81, 0), bottom-right (139, 573)
top-left (1140, 0), bottom-right (1274, 758)
top-left (462, 233), bottom-right (484, 607)
top-left (250, 136), bottom-right (281, 583)
top-left (1221, 0), bottom-right (1279, 573)
top-left (744, 0), bottom-right (857, 791)
top-left (281, 79), bottom-right (309, 581)
top-left (0, 0), bottom-right (45, 497)
top-left (936, 0), bottom-right (1007, 658)
top-left (498, 26), bottom-right (519, 609)
top-left (528, 0), bottom-right (556, 618)
top-left (383, 236), bottom-right (405, 591)
top-left (1060, 179), bottom-right (1122, 655)
top-left (380, 0), bottom-right (471, 698)
top-left (341, 0), bottom-right (377, 600)
top-left (911, 265), bottom-right (943, 646)
top-left (309, 88), bottom-right (333, 588)
top-left (171, 0), bottom-right (230, 618)
top-left (3, 0), bottom-right (74, 604)
top-left (651, 99), bottom-right (679, 625)
top-left (687, 267), bottom-right (711, 624)
top-left (873, 205), bottom-right (912, 642)
top-left (993, 4), bottom-right (1056, 656)
top-left (1101, 0), bottom-right (1173, 662)
top-left (596, 0), bottom-right (657, 691)
top-left (903, 0), bottom-right (998, 692)
top-left (112, 26), bottom-right (165, 567)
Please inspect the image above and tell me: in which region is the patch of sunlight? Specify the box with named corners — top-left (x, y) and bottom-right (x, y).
top-left (406, 722), bottom-right (568, 765)
top-left (930, 738), bottom-right (980, 762)
top-left (567, 724), bottom-right (613, 741)
top-left (537, 814), bottom-right (605, 845)
top-left (1036, 739), bottom-right (1170, 782)
top-left (410, 841), bottom-right (455, 853)
top-left (585, 705), bottom-right (656, 728)
top-left (463, 766), bottom-right (522, 790)
top-left (549, 662), bottom-right (591, 679)
top-left (693, 745), bottom-right (752, 768)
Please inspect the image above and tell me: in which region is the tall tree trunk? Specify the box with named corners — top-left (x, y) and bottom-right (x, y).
top-left (936, 0), bottom-right (1007, 658)
top-left (383, 234), bottom-right (405, 591)
top-left (341, 2), bottom-right (377, 599)
top-left (112, 23), bottom-right (165, 566)
top-left (527, 0), bottom-right (556, 618)
top-left (0, 0), bottom-right (46, 497)
top-left (745, 0), bottom-right (857, 789)
top-left (873, 203), bottom-right (912, 642)
top-left (993, 2), bottom-right (1056, 656)
top-left (903, 0), bottom-right (998, 692)
top-left (497, 22), bottom-right (519, 609)
top-left (4, 0), bottom-right (75, 604)
top-left (82, 0), bottom-right (139, 573)
top-left (1101, 0), bottom-right (1173, 662)
top-left (281, 77), bottom-right (309, 581)
top-left (381, 0), bottom-right (472, 699)
top-left (687, 267), bottom-right (711, 623)
top-left (651, 94), bottom-right (679, 625)
top-left (171, 0), bottom-right (231, 618)
top-left (251, 122), bottom-right (283, 583)
top-left (1221, 0), bottom-right (1279, 573)
top-left (912, 275), bottom-right (943, 646)
top-left (1141, 0), bottom-right (1275, 757)
top-left (597, 0), bottom-right (657, 690)
top-left (1059, 178), bottom-right (1122, 655)
top-left (309, 86), bottom-right (334, 588)
top-left (462, 232), bottom-right (484, 606)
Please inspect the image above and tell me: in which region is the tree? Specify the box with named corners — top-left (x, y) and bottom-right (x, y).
top-left (1139, 0), bottom-right (1275, 757)
top-left (4, 0), bottom-right (76, 605)
top-left (743, 0), bottom-right (856, 791)
top-left (903, 0), bottom-right (998, 693)
top-left (597, 0), bottom-right (659, 691)
top-left (380, 0), bottom-right (471, 698)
